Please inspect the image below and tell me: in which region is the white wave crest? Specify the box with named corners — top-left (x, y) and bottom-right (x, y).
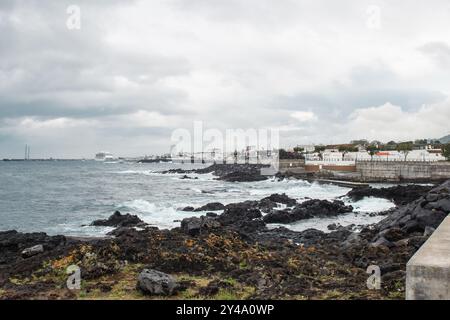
top-left (117, 199), bottom-right (203, 229)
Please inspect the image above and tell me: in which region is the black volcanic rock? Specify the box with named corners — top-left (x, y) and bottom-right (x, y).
top-left (0, 230), bottom-right (67, 265)
top-left (159, 168), bottom-right (196, 174)
top-left (255, 227), bottom-right (326, 247)
top-left (217, 171), bottom-right (268, 182)
top-left (214, 202), bottom-right (265, 237)
top-left (137, 269), bottom-right (178, 296)
top-left (180, 175), bottom-right (198, 180)
top-left (194, 202), bottom-right (225, 212)
top-left (180, 216), bottom-right (221, 236)
top-left (261, 193), bottom-right (297, 207)
top-left (374, 181), bottom-right (450, 236)
top-left (263, 199), bottom-right (353, 224)
top-left (346, 185), bottom-right (433, 206)
top-left (91, 211), bottom-right (145, 228)
top-left (195, 163), bottom-right (269, 176)
top-left (159, 163), bottom-right (273, 182)
top-left (219, 204), bottom-right (262, 226)
top-left (199, 163), bottom-right (270, 182)
top-left (2, 180), bottom-right (450, 300)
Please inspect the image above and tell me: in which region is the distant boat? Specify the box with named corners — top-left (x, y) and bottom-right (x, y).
top-left (95, 152), bottom-right (115, 162)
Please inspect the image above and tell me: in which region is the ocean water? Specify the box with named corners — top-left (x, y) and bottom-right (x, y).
top-left (0, 161), bottom-right (395, 237)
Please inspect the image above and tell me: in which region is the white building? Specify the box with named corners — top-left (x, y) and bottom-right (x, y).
top-left (306, 149), bottom-right (446, 165)
top-left (322, 149), bottom-right (342, 161)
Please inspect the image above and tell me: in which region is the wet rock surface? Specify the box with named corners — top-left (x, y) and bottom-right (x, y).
top-left (195, 163), bottom-right (269, 176)
top-left (1, 180), bottom-right (449, 300)
top-left (217, 171), bottom-right (268, 182)
top-left (180, 175), bottom-right (198, 180)
top-left (260, 193), bottom-right (297, 207)
top-left (193, 202), bottom-right (225, 212)
top-left (91, 211), bottom-right (146, 228)
top-left (160, 163), bottom-right (271, 182)
top-left (160, 168), bottom-right (196, 174)
top-left (346, 184), bottom-right (433, 206)
top-left (264, 199), bottom-right (353, 224)
top-left (374, 181), bottom-right (450, 235)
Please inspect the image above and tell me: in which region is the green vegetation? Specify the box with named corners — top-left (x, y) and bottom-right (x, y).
top-left (338, 146), bottom-right (358, 153)
top-left (443, 144), bottom-right (450, 160)
top-left (366, 145), bottom-right (379, 160)
top-left (350, 139), bottom-right (369, 146)
top-left (314, 146), bottom-right (326, 153)
top-left (396, 142), bottom-right (414, 161)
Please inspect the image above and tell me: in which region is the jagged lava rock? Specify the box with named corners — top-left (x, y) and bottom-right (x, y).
top-left (260, 193), bottom-right (297, 207)
top-left (180, 216), bottom-right (221, 236)
top-left (0, 230), bottom-right (66, 265)
top-left (374, 180), bottom-right (450, 235)
top-left (263, 199), bottom-right (353, 224)
top-left (346, 185), bottom-right (433, 206)
top-left (91, 211), bottom-right (145, 228)
top-left (137, 269), bottom-right (178, 296)
top-left (194, 202), bottom-right (225, 212)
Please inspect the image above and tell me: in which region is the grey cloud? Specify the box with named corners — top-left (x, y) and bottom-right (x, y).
top-left (270, 61), bottom-right (446, 121)
top-left (419, 42), bottom-right (450, 67)
top-left (1, 1), bottom-right (450, 158)
top-left (0, 0), bottom-right (192, 121)
top-left (274, 88), bottom-right (445, 118)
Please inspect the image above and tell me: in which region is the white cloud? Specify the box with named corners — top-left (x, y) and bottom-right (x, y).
top-left (113, 110), bottom-right (180, 128)
top-left (346, 101), bottom-right (450, 141)
top-left (290, 111), bottom-right (317, 122)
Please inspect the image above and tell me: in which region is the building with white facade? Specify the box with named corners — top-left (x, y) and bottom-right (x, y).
top-left (305, 149), bottom-right (446, 165)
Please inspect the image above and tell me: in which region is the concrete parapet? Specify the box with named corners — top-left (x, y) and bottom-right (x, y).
top-left (406, 216), bottom-right (450, 300)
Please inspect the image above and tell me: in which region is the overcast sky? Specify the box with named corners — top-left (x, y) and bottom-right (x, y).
top-left (1, 0), bottom-right (449, 158)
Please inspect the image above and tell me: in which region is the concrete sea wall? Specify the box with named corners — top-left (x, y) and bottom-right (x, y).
top-left (406, 216), bottom-right (450, 300)
top-left (278, 159), bottom-right (306, 174)
top-left (355, 161), bottom-right (450, 182)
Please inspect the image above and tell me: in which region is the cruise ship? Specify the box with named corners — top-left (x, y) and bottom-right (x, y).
top-left (95, 151), bottom-right (115, 162)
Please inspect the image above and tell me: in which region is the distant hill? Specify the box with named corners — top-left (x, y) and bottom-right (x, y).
top-left (439, 135), bottom-right (450, 144)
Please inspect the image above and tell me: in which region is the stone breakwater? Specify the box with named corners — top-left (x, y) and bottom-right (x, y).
top-left (0, 181), bottom-right (449, 300)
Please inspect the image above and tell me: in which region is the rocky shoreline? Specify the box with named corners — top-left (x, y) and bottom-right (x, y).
top-left (161, 163), bottom-right (271, 182)
top-left (1, 177), bottom-right (449, 300)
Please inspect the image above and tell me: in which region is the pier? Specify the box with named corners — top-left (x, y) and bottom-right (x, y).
top-left (312, 179), bottom-right (369, 188)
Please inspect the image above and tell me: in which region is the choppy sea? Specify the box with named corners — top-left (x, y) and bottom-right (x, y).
top-left (0, 160), bottom-right (396, 237)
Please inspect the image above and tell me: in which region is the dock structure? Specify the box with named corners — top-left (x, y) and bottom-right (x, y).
top-left (313, 179), bottom-right (369, 188)
top-left (406, 216), bottom-right (450, 300)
